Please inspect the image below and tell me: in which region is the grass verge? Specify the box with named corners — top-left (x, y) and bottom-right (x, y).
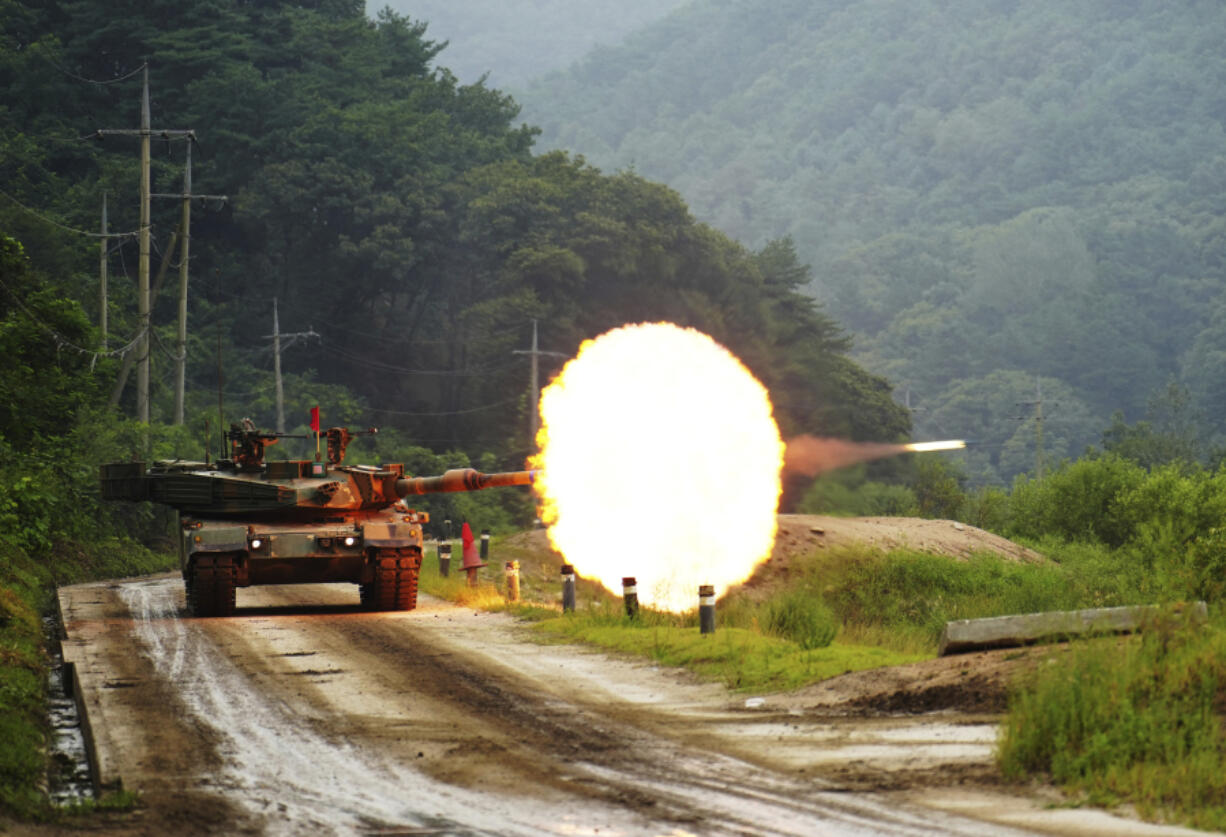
top-left (417, 536), bottom-right (924, 692)
top-left (529, 605), bottom-right (922, 692)
top-left (776, 540), bottom-right (1166, 653)
top-left (998, 613), bottom-right (1226, 831)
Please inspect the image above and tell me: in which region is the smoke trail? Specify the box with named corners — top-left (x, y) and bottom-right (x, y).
top-left (783, 436), bottom-right (965, 477)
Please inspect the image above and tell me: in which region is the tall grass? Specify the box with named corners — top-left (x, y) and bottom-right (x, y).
top-left (749, 540), bottom-right (1154, 653)
top-left (998, 615), bottom-right (1226, 830)
top-left (762, 591), bottom-right (839, 649)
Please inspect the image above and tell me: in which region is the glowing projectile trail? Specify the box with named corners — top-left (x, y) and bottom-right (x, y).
top-left (903, 440), bottom-right (967, 453)
top-left (783, 436), bottom-right (967, 476)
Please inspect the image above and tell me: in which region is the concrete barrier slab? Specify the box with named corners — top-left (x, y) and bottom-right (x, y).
top-left (938, 602), bottom-right (1208, 656)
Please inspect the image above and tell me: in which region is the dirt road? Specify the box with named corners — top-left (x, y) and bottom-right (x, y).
top-left (55, 576), bottom-right (1201, 837)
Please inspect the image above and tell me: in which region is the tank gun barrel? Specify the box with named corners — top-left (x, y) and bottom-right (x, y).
top-left (396, 468), bottom-right (537, 496)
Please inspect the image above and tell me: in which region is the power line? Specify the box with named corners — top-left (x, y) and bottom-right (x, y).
top-left (318, 320), bottom-right (529, 346)
top-left (0, 272), bottom-right (144, 363)
top-left (180, 379), bottom-right (520, 418)
top-left (367, 398), bottom-right (521, 417)
top-left (0, 188), bottom-right (140, 239)
top-left (37, 55), bottom-right (146, 86)
top-left (321, 339), bottom-right (523, 376)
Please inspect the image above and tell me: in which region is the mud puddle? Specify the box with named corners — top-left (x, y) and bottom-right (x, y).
top-left (43, 613), bottom-right (94, 804)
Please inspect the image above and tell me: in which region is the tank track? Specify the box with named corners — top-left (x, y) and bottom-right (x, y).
top-left (361, 547), bottom-right (421, 612)
top-left (188, 553), bottom-right (238, 617)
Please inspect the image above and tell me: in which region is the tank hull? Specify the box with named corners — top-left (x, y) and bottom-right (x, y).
top-left (176, 509), bottom-right (426, 616)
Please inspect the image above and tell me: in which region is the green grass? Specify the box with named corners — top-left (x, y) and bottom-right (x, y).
top-left (998, 613), bottom-right (1226, 831)
top-left (56, 789), bottom-right (141, 816)
top-left (531, 606), bottom-right (922, 692)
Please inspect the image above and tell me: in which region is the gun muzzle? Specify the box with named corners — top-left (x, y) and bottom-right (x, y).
top-left (396, 468), bottom-right (537, 496)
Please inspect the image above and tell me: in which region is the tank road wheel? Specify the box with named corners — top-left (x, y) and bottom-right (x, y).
top-left (188, 553), bottom-right (238, 617)
top-left (364, 548), bottom-right (421, 612)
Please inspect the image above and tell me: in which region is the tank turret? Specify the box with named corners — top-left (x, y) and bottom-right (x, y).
top-left (100, 422), bottom-right (536, 617)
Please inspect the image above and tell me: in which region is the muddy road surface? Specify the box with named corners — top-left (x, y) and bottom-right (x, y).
top-left (56, 575), bottom-right (1200, 837)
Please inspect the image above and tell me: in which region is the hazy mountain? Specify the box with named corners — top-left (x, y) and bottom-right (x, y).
top-left (520, 0), bottom-right (1226, 484)
top-left (367, 0), bottom-right (691, 88)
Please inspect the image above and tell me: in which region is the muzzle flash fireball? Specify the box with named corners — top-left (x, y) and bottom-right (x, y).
top-left (530, 323), bottom-right (784, 613)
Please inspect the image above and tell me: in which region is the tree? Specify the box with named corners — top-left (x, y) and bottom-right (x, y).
top-left (0, 235), bottom-right (104, 446)
top-left (1101, 380), bottom-right (1205, 468)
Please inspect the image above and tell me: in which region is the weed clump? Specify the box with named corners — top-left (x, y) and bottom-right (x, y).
top-left (763, 592), bottom-right (837, 649)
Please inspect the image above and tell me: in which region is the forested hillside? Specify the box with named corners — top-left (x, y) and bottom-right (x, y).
top-left (0, 0), bottom-right (905, 486)
top-left (367, 0), bottom-right (689, 87)
top-left (0, 1), bottom-right (907, 814)
top-left (521, 0), bottom-right (1226, 485)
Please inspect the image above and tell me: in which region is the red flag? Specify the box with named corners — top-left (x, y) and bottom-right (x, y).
top-left (309, 406), bottom-right (320, 432)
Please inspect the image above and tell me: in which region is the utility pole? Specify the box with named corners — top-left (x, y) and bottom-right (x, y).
top-left (512, 320), bottom-right (566, 443)
top-left (902, 385), bottom-right (927, 417)
top-left (138, 67), bottom-right (150, 424)
top-left (273, 297), bottom-right (282, 433)
top-left (152, 141), bottom-right (226, 425)
top-left (99, 192), bottom-right (109, 349)
top-left (266, 298), bottom-right (319, 433)
top-left (1035, 378), bottom-right (1044, 482)
top-left (176, 143), bottom-right (189, 426)
top-left (1017, 376), bottom-right (1046, 481)
top-left (108, 226), bottom-right (178, 409)
top-left (94, 64), bottom-right (195, 423)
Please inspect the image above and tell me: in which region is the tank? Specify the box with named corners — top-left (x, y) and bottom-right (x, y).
top-left (99, 421), bottom-right (536, 617)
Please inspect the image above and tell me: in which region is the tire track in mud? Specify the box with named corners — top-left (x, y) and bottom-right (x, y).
top-left (232, 594), bottom-right (1036, 837)
top-left (113, 578), bottom-right (1036, 836)
top-left (117, 579), bottom-right (549, 836)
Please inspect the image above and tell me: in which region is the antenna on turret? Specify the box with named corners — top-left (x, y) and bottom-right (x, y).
top-left (216, 329), bottom-right (225, 460)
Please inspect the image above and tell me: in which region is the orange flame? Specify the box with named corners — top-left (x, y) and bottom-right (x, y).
top-left (530, 323), bottom-right (784, 613)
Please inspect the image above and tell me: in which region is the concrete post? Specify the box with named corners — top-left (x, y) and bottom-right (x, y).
top-left (437, 542), bottom-right (451, 578)
top-left (622, 577), bottom-right (638, 619)
top-left (699, 585), bottom-right (716, 635)
top-left (561, 564), bottom-right (576, 613)
top-left (505, 561), bottom-right (520, 603)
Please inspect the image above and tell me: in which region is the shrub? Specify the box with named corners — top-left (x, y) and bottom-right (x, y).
top-left (797, 471), bottom-right (918, 517)
top-left (962, 486), bottom-right (1011, 532)
top-left (1008, 455), bottom-right (1146, 546)
top-left (913, 457), bottom-right (965, 519)
top-left (763, 592), bottom-right (838, 649)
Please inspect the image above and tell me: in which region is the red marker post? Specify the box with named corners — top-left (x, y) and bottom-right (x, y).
top-left (460, 522), bottom-right (486, 587)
